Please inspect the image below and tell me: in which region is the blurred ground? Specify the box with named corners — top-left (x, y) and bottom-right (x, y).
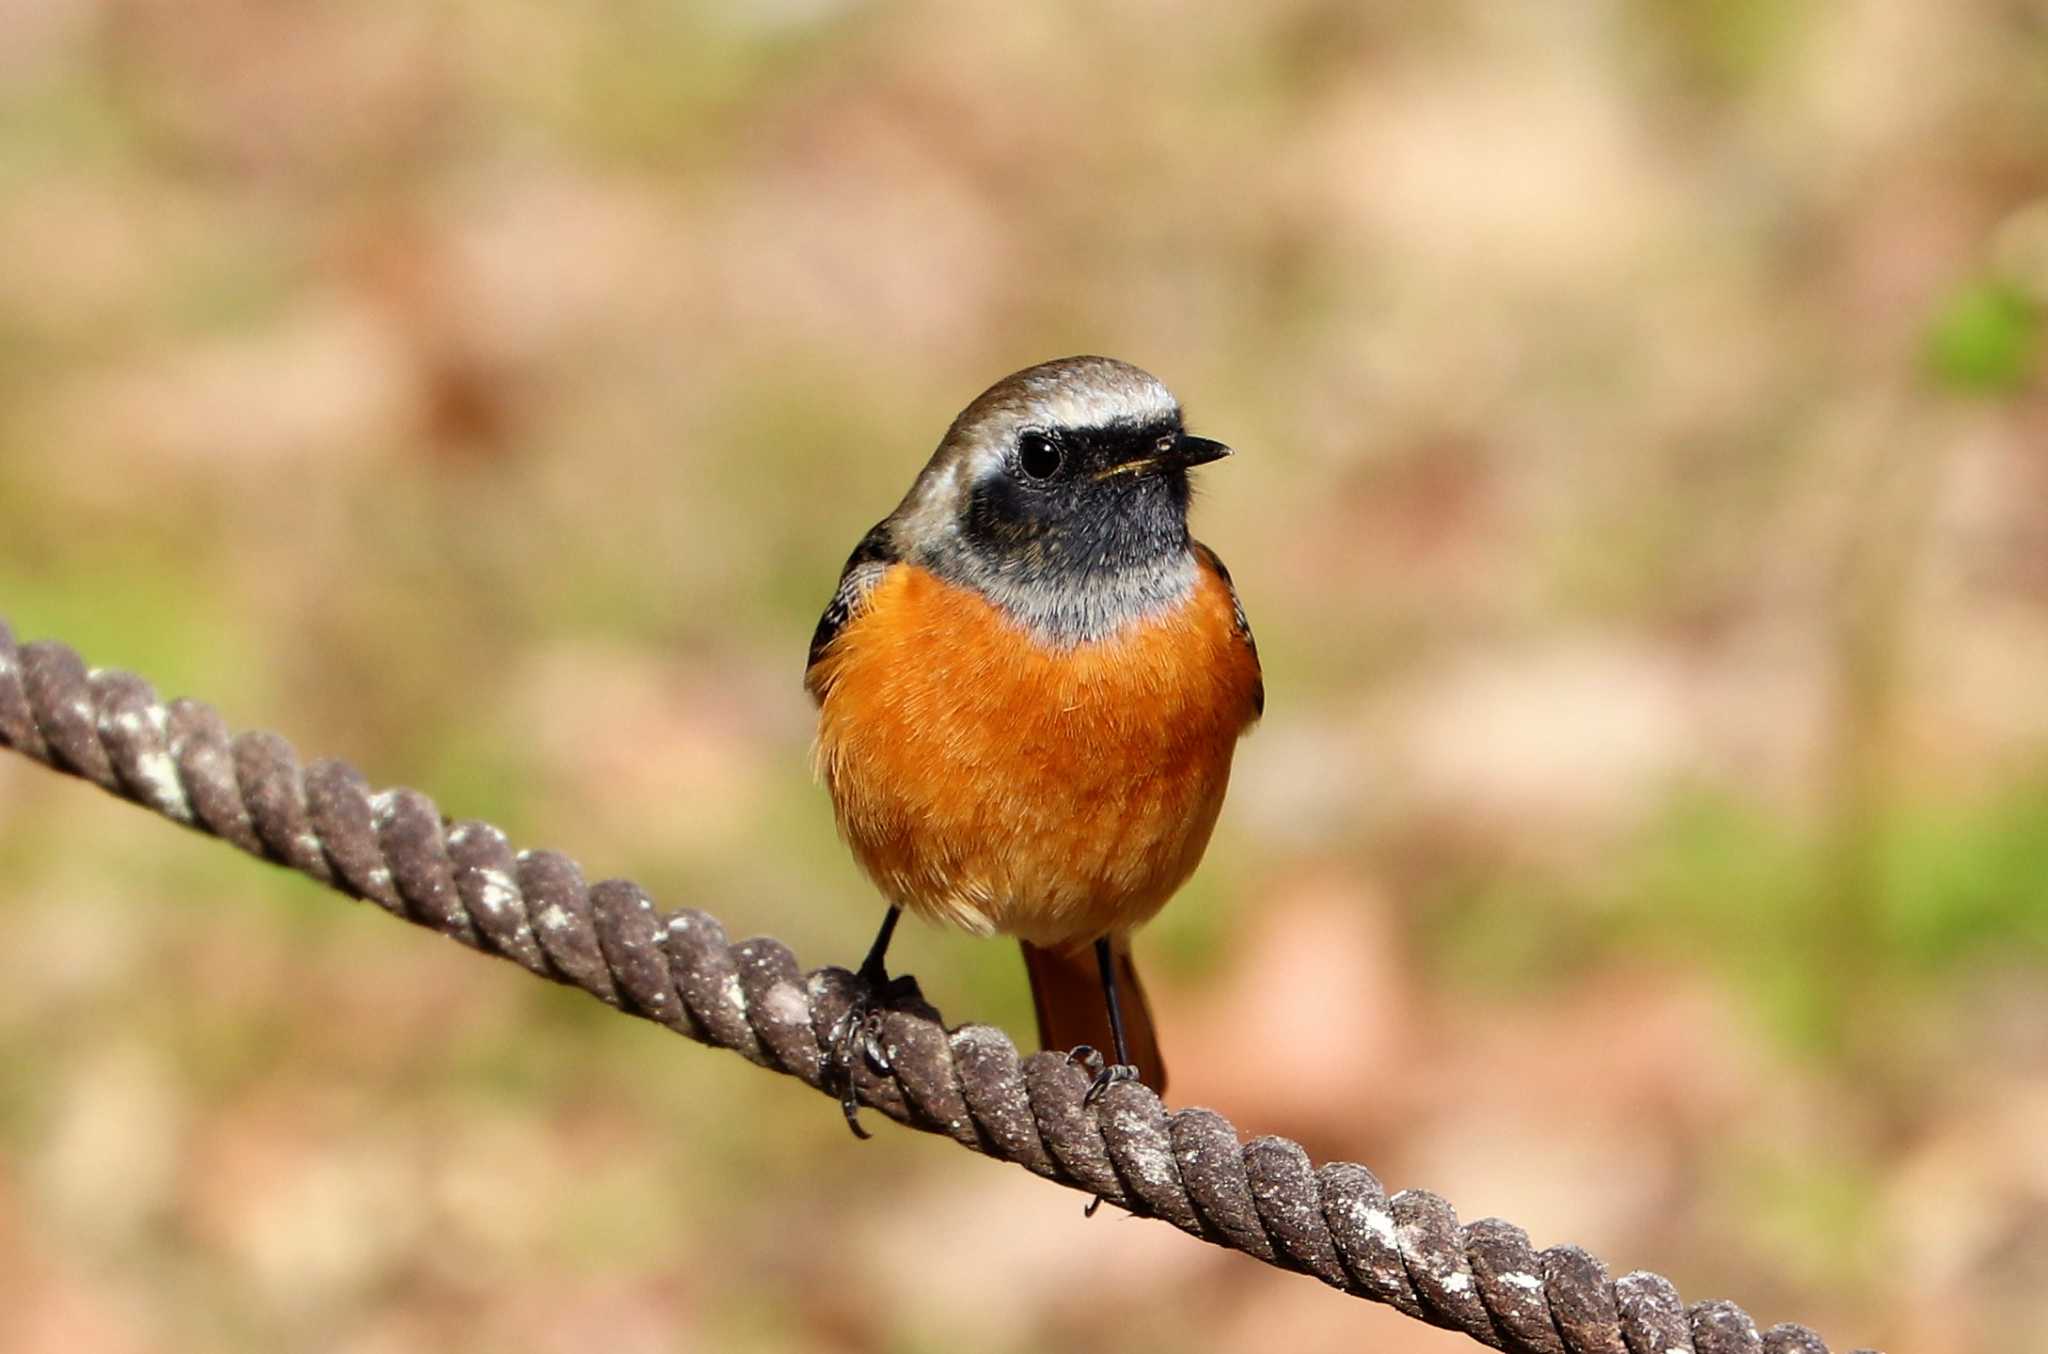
top-left (2, 3), bottom-right (2046, 1352)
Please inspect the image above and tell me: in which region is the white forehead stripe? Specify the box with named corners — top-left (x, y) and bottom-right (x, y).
top-left (1014, 361), bottom-right (1179, 430)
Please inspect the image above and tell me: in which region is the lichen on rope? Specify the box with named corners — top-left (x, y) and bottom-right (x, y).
top-left (0, 616), bottom-right (1876, 1354)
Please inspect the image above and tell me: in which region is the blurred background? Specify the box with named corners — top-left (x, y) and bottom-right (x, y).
top-left (2, 3), bottom-right (2045, 1351)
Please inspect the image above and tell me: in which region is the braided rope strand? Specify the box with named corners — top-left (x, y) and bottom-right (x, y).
top-left (0, 618), bottom-right (1878, 1354)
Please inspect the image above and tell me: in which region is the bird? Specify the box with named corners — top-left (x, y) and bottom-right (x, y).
top-left (805, 355), bottom-right (1263, 1136)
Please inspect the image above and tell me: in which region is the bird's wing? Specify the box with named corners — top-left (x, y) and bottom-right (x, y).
top-left (1192, 539), bottom-right (1263, 717)
top-left (805, 521), bottom-right (897, 701)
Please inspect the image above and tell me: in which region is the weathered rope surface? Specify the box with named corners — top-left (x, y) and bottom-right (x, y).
top-left (0, 616), bottom-right (1878, 1354)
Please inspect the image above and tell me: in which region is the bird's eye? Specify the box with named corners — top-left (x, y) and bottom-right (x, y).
top-left (1157, 433), bottom-right (1177, 456)
top-left (1017, 431), bottom-right (1062, 480)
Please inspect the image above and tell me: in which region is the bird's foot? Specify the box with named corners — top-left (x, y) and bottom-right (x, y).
top-left (1065, 1045), bottom-right (1139, 1219)
top-left (824, 965), bottom-right (925, 1140)
top-left (1066, 1044), bottom-right (1141, 1106)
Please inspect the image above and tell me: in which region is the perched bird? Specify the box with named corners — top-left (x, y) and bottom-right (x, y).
top-left (806, 356), bottom-right (1263, 1135)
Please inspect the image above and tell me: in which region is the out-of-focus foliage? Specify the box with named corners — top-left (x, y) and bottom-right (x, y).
top-left (1927, 279), bottom-right (2040, 395)
top-left (1, 3), bottom-right (2044, 1352)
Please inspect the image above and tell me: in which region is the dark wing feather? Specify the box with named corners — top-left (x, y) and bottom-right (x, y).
top-left (805, 522), bottom-right (897, 699)
top-left (1192, 539), bottom-right (1263, 717)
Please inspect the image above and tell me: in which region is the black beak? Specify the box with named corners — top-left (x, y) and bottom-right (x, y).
top-left (1095, 432), bottom-right (1236, 482)
top-left (1168, 434), bottom-right (1232, 469)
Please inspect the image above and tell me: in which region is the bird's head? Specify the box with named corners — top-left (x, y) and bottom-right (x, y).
top-left (889, 356), bottom-right (1232, 642)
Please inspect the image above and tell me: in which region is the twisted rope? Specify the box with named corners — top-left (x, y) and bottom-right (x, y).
top-left (0, 616), bottom-right (1878, 1354)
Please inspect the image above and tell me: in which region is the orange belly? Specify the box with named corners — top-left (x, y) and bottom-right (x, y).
top-left (811, 561), bottom-right (1261, 946)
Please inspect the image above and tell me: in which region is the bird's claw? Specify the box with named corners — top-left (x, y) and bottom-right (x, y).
top-left (1066, 1044), bottom-right (1140, 1106)
top-left (824, 968), bottom-right (923, 1139)
top-left (1063, 1045), bottom-right (1139, 1218)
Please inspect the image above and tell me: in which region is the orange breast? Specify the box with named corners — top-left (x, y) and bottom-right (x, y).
top-left (811, 561), bottom-right (1261, 946)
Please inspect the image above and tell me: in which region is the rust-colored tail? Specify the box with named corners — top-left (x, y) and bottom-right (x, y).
top-left (1019, 939), bottom-right (1167, 1095)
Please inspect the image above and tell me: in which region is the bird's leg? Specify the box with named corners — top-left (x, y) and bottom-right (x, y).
top-left (855, 901), bottom-right (902, 986)
top-left (1074, 936), bottom-right (1140, 1106)
top-left (824, 905), bottom-right (923, 1138)
top-left (1062, 937), bottom-right (1145, 1218)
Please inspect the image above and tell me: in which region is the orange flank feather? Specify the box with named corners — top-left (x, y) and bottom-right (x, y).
top-left (808, 557), bottom-right (1261, 949)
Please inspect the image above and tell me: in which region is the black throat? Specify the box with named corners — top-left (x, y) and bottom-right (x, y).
top-left (929, 420), bottom-right (1200, 645)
